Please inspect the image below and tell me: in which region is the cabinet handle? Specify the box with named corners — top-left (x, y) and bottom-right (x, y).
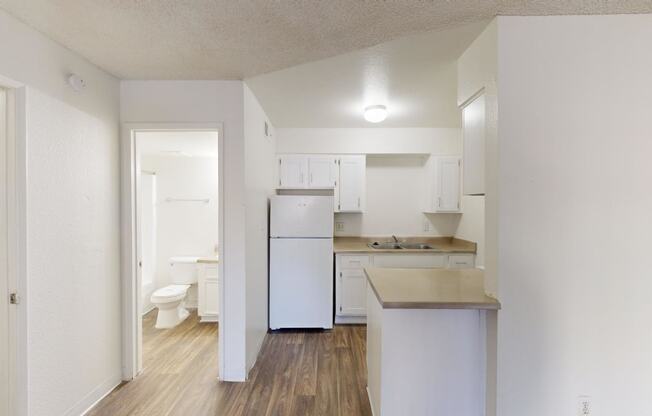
top-left (438, 197), bottom-right (442, 208)
top-left (357, 197), bottom-right (361, 208)
top-left (310, 173), bottom-right (313, 184)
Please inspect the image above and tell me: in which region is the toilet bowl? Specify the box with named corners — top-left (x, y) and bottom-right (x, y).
top-left (150, 284), bottom-right (191, 328)
top-left (150, 257), bottom-right (198, 329)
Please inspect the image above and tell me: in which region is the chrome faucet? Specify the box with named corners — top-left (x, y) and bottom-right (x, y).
top-left (391, 235), bottom-right (399, 243)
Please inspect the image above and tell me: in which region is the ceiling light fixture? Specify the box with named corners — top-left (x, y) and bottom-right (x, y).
top-left (364, 105), bottom-right (388, 123)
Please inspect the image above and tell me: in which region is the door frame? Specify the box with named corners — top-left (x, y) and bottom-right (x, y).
top-left (120, 122), bottom-right (225, 380)
top-left (0, 75), bottom-right (28, 416)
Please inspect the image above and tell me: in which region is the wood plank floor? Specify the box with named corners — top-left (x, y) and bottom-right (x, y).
top-left (88, 310), bottom-right (372, 416)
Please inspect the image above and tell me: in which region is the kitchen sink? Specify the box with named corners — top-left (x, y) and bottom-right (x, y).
top-left (398, 243), bottom-right (434, 250)
top-left (367, 242), bottom-right (435, 250)
top-left (367, 242), bottom-right (403, 250)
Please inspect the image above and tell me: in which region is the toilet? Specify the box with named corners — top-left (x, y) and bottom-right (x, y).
top-left (150, 256), bottom-right (198, 329)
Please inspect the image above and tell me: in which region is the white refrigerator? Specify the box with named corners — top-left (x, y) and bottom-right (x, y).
top-left (269, 195), bottom-right (334, 330)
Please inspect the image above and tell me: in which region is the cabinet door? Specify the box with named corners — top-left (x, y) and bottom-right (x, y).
top-left (448, 254), bottom-right (475, 269)
top-left (338, 269), bottom-right (367, 316)
top-left (308, 156), bottom-right (337, 188)
top-left (462, 94), bottom-right (485, 195)
top-left (198, 264), bottom-right (219, 317)
top-left (203, 279), bottom-right (219, 316)
top-left (437, 157), bottom-right (461, 212)
top-left (279, 155), bottom-right (308, 188)
top-left (338, 155), bottom-right (366, 212)
top-left (372, 254), bottom-right (446, 269)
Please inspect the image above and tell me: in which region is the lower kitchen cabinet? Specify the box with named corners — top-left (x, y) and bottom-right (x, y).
top-left (198, 262), bottom-right (219, 322)
top-left (338, 269), bottom-right (368, 316)
top-left (335, 252), bottom-right (475, 324)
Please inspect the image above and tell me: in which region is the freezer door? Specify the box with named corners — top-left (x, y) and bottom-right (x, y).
top-left (270, 195), bottom-right (334, 238)
top-left (270, 238), bottom-right (334, 329)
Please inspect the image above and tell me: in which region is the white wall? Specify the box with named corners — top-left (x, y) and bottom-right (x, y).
top-left (456, 20), bottom-right (496, 291)
top-left (335, 155), bottom-right (461, 237)
top-left (496, 14), bottom-right (652, 416)
top-left (140, 155), bottom-right (219, 308)
top-left (455, 195), bottom-right (485, 267)
top-left (121, 80), bottom-right (248, 381)
top-left (0, 8), bottom-right (121, 416)
top-left (277, 127), bottom-right (460, 154)
top-left (243, 84), bottom-right (276, 372)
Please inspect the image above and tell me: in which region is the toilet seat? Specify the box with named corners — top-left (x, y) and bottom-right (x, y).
top-left (150, 284), bottom-right (190, 304)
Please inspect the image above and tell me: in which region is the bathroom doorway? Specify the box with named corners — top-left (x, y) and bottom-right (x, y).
top-left (121, 124), bottom-right (224, 382)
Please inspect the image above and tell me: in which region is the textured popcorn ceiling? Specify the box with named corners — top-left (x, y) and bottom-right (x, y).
top-left (1, 0), bottom-right (651, 80)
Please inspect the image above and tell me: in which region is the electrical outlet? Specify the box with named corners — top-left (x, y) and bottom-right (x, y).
top-left (423, 219), bottom-right (430, 232)
top-left (335, 222), bottom-right (345, 232)
top-left (578, 396), bottom-right (591, 415)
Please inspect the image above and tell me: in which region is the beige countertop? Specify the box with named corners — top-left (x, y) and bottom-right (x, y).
top-left (364, 267), bottom-right (500, 310)
top-left (333, 236), bottom-right (476, 254)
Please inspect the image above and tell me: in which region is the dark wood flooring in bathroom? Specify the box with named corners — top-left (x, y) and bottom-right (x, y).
top-left (87, 310), bottom-right (372, 416)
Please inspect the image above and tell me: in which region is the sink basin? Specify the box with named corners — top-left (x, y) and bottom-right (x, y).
top-left (367, 242), bottom-right (402, 250)
top-left (367, 242), bottom-right (435, 250)
top-left (398, 243), bottom-right (434, 250)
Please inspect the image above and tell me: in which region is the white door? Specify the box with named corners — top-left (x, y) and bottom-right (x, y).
top-left (270, 195), bottom-right (334, 238)
top-left (462, 94), bottom-right (485, 195)
top-left (308, 156), bottom-right (336, 188)
top-left (139, 172), bottom-right (157, 312)
top-left (269, 238), bottom-right (333, 329)
top-left (338, 155), bottom-right (365, 212)
top-left (0, 86), bottom-right (9, 416)
top-left (338, 269), bottom-right (367, 316)
top-left (278, 155), bottom-right (308, 188)
top-left (437, 157), bottom-right (461, 212)
top-left (133, 133), bottom-right (146, 374)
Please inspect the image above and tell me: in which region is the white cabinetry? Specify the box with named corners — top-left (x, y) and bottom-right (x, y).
top-left (336, 254), bottom-right (371, 324)
top-left (278, 155), bottom-right (308, 188)
top-left (308, 155), bottom-right (338, 188)
top-left (198, 262), bottom-right (219, 322)
top-left (335, 252), bottom-right (475, 324)
top-left (462, 93), bottom-right (486, 196)
top-left (337, 155), bottom-right (365, 213)
top-left (277, 154), bottom-right (366, 213)
top-left (278, 154), bottom-right (337, 189)
top-left (423, 156), bottom-right (461, 213)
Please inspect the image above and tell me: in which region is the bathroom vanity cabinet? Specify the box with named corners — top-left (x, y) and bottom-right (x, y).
top-left (197, 261), bottom-right (219, 322)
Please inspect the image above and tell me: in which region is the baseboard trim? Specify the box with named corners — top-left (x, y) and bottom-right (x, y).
top-left (335, 315), bottom-right (367, 325)
top-left (199, 314), bottom-right (219, 323)
top-left (366, 386), bottom-right (376, 416)
top-left (62, 372), bottom-right (122, 416)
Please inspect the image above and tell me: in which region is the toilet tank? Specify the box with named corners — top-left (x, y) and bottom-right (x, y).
top-left (169, 256), bottom-right (199, 284)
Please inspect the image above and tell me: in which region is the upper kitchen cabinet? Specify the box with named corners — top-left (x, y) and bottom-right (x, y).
top-left (278, 154), bottom-right (337, 188)
top-left (337, 155), bottom-right (366, 213)
top-left (308, 155), bottom-right (338, 188)
top-left (277, 154), bottom-right (366, 212)
top-left (423, 156), bottom-right (461, 213)
top-left (462, 94), bottom-right (486, 195)
top-left (278, 154), bottom-right (309, 188)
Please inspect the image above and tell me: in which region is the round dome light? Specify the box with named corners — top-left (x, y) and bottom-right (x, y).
top-left (364, 105), bottom-right (388, 123)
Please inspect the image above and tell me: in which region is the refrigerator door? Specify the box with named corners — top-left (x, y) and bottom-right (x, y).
top-left (270, 238), bottom-right (333, 329)
top-left (270, 195), bottom-right (334, 238)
